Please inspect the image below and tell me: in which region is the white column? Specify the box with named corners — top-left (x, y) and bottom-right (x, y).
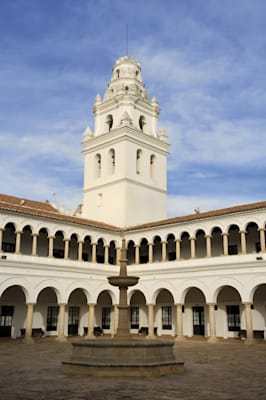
top-left (240, 230), bottom-right (247, 255)
top-left (64, 239), bottom-right (70, 259)
top-left (0, 228), bottom-right (3, 251)
top-left (78, 240), bottom-right (83, 261)
top-left (190, 237), bottom-right (196, 259)
top-left (207, 303), bottom-right (217, 342)
top-left (148, 243), bottom-right (153, 263)
top-left (31, 233), bottom-right (38, 256)
top-left (243, 302), bottom-right (254, 342)
top-left (259, 228), bottom-right (265, 253)
top-left (24, 303), bottom-right (34, 343)
top-left (104, 245), bottom-right (109, 264)
top-left (205, 235), bottom-right (212, 258)
top-left (48, 236), bottom-right (54, 258)
top-left (222, 233), bottom-right (229, 256)
top-left (57, 303), bottom-right (67, 342)
top-left (175, 239), bottom-right (181, 260)
top-left (175, 304), bottom-right (184, 341)
top-left (135, 245), bottom-right (140, 264)
top-left (162, 241), bottom-right (167, 262)
top-left (148, 304), bottom-right (155, 338)
top-left (91, 243), bottom-right (97, 263)
top-left (15, 231), bottom-right (22, 254)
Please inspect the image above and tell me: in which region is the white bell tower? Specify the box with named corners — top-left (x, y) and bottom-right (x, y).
top-left (82, 56), bottom-right (169, 228)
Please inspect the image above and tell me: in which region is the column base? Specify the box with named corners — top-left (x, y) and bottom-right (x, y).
top-left (23, 337), bottom-right (34, 344)
top-left (85, 335), bottom-right (95, 340)
top-left (207, 336), bottom-right (218, 343)
top-left (56, 336), bottom-right (68, 342)
top-left (244, 338), bottom-right (254, 344)
top-left (175, 335), bottom-right (185, 342)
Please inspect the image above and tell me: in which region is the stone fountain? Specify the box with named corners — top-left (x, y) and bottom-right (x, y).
top-left (62, 239), bottom-right (184, 377)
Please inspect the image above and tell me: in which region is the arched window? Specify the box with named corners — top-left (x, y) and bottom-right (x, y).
top-left (246, 222), bottom-right (260, 253)
top-left (167, 234), bottom-right (176, 261)
top-left (69, 234), bottom-right (78, 260)
top-left (96, 238), bottom-right (104, 263)
top-left (140, 238), bottom-right (148, 264)
top-left (37, 228), bottom-right (49, 257)
top-left (127, 240), bottom-right (135, 265)
top-left (82, 235), bottom-right (92, 261)
top-left (139, 115), bottom-right (146, 132)
top-left (106, 114), bottom-right (113, 132)
top-left (136, 149), bottom-right (142, 175)
top-left (195, 229), bottom-right (206, 258)
top-left (2, 223), bottom-right (16, 253)
top-left (150, 154), bottom-right (155, 179)
top-left (180, 232), bottom-right (190, 260)
top-left (108, 149), bottom-right (115, 174)
top-left (153, 236), bottom-right (162, 262)
top-left (21, 225), bottom-right (32, 255)
top-left (95, 154), bottom-right (101, 178)
top-left (211, 227), bottom-right (223, 257)
top-left (109, 241), bottom-right (116, 265)
top-left (53, 231), bottom-right (64, 258)
top-left (228, 225), bottom-right (240, 255)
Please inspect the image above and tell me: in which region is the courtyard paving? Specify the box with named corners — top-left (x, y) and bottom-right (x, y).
top-left (0, 337), bottom-right (265, 400)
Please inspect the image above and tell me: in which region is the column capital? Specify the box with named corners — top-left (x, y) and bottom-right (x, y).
top-left (205, 234), bottom-right (212, 239)
top-left (258, 227), bottom-right (265, 232)
top-left (175, 238), bottom-right (181, 243)
top-left (189, 237), bottom-right (196, 241)
top-left (222, 232), bottom-right (229, 237)
top-left (15, 230), bottom-right (22, 235)
top-left (78, 240), bottom-right (84, 244)
top-left (63, 238), bottom-right (70, 242)
top-left (31, 232), bottom-right (39, 237)
top-left (134, 244), bottom-right (140, 248)
top-left (242, 301), bottom-right (253, 306)
top-left (48, 235), bottom-right (55, 240)
top-left (240, 230), bottom-right (247, 234)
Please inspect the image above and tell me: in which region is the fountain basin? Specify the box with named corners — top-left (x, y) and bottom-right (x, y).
top-left (108, 276), bottom-right (139, 288)
top-left (62, 338), bottom-right (184, 377)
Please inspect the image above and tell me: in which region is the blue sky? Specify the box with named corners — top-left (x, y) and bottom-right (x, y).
top-left (1, 0), bottom-right (266, 217)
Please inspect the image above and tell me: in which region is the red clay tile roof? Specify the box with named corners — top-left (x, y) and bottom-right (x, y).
top-left (0, 193), bottom-right (121, 232)
top-left (0, 193), bottom-right (265, 232)
top-left (126, 200), bottom-right (266, 231)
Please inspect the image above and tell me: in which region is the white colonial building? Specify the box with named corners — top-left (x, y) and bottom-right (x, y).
top-left (0, 56), bottom-right (266, 343)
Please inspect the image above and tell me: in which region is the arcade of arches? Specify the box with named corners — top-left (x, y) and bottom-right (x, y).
top-left (1, 221), bottom-right (266, 264)
top-left (1, 284), bottom-right (266, 342)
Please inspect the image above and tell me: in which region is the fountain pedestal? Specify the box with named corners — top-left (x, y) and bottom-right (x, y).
top-left (62, 240), bottom-right (184, 377)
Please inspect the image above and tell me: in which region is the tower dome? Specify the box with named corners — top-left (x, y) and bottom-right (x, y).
top-left (104, 56), bottom-right (148, 101)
